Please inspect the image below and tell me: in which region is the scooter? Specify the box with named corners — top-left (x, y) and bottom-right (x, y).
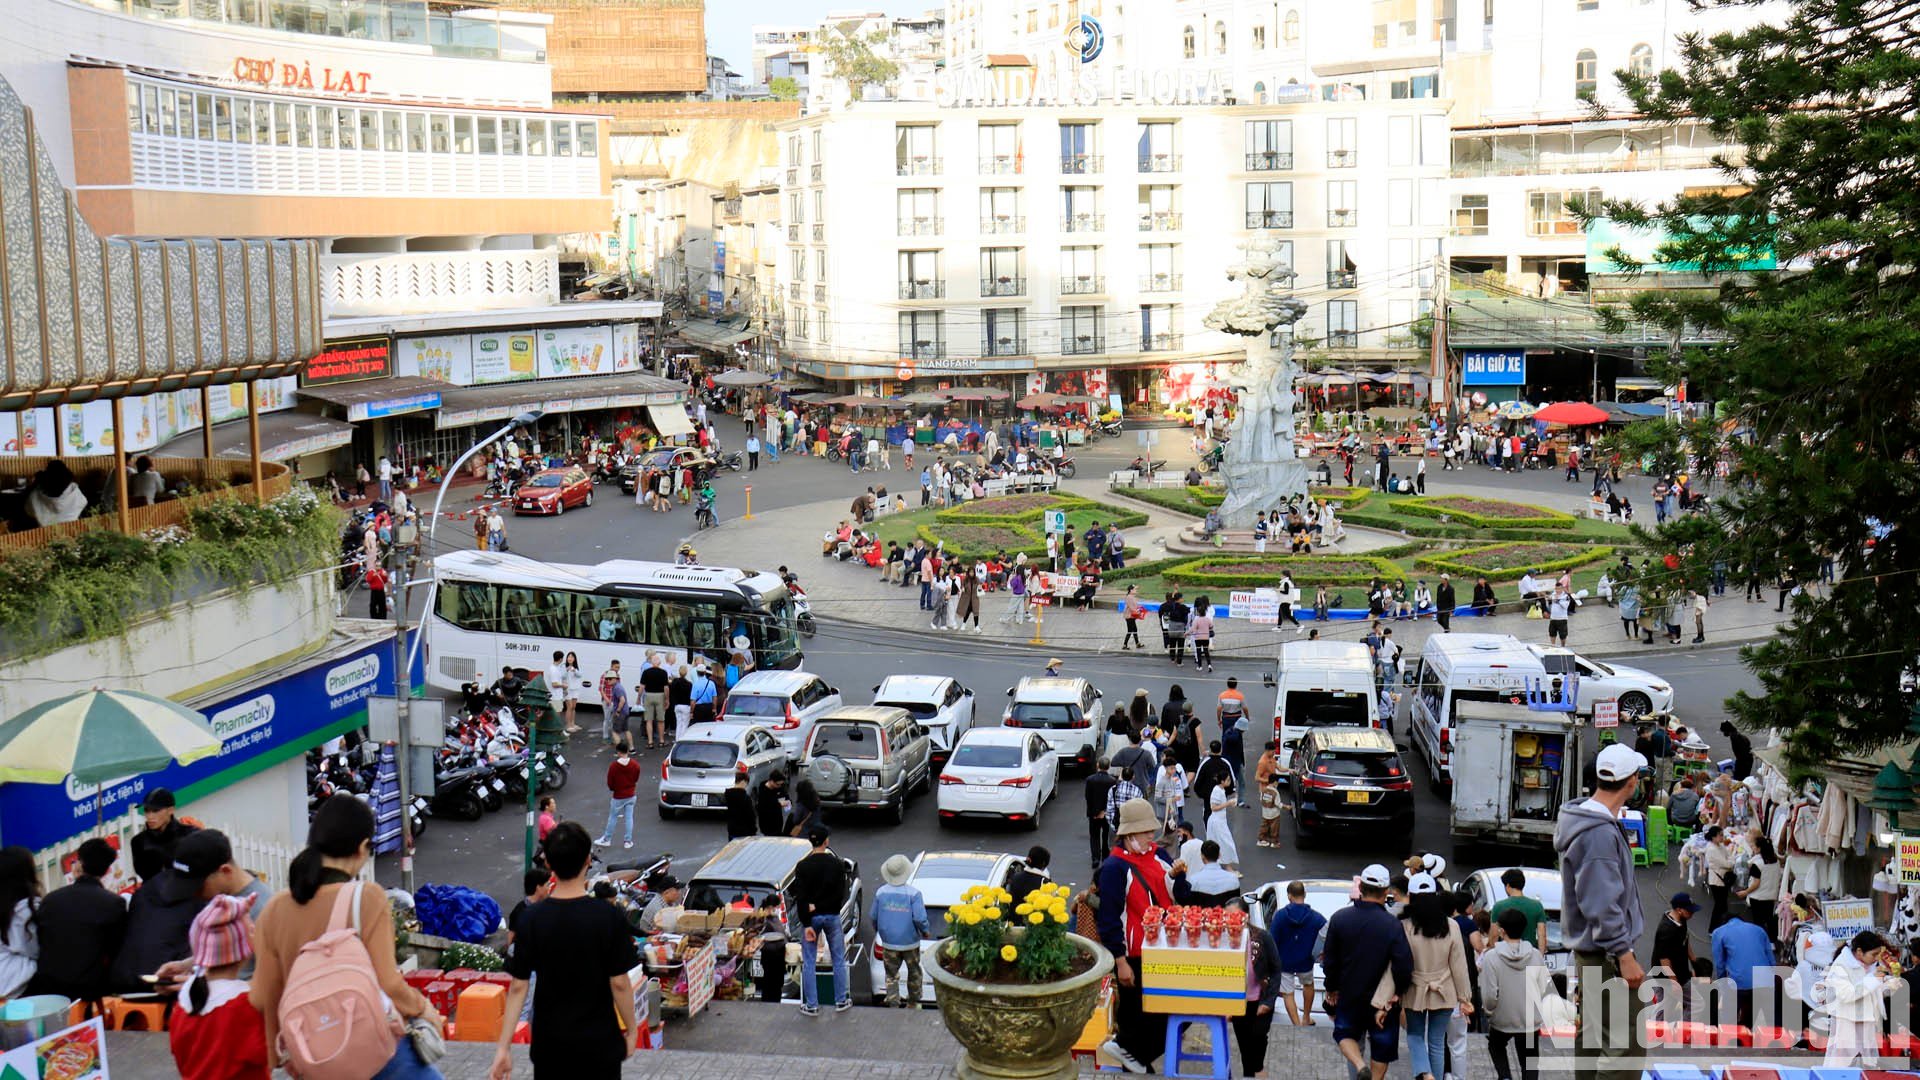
top-left (1053, 455), bottom-right (1078, 479)
top-left (427, 757), bottom-right (492, 822)
top-left (1098, 418), bottom-right (1124, 437)
top-left (715, 450), bottom-right (745, 472)
top-left (788, 580), bottom-right (817, 638)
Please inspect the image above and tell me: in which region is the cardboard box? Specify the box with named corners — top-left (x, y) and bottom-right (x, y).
top-left (1140, 944), bottom-right (1246, 1017)
top-left (671, 909), bottom-right (724, 934)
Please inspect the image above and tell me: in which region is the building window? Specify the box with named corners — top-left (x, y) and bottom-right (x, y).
top-left (792, 248), bottom-right (807, 280)
top-left (1452, 194), bottom-right (1489, 236)
top-left (981, 247), bottom-right (1023, 294)
top-left (1137, 122), bottom-right (1176, 171)
top-left (1140, 304), bottom-right (1178, 351)
top-left (897, 188), bottom-right (940, 233)
top-left (554, 121), bottom-right (571, 156)
top-left (788, 135), bottom-right (801, 165)
top-left (524, 118), bottom-right (544, 155)
top-left (981, 187), bottom-right (1022, 231)
top-left (1244, 182), bottom-right (1292, 229)
top-left (1183, 25), bottom-right (1195, 58)
top-left (1252, 25), bottom-right (1265, 49)
top-left (1061, 185), bottom-right (1100, 229)
top-left (1063, 305), bottom-right (1104, 353)
top-left (1527, 188), bottom-right (1603, 235)
top-left (1327, 117), bottom-right (1357, 166)
top-left (1326, 240), bottom-right (1356, 289)
top-left (812, 129), bottom-right (823, 159)
top-left (984, 308), bottom-right (1025, 355)
top-left (1215, 20), bottom-right (1227, 54)
top-left (1327, 300), bottom-right (1358, 347)
top-left (1577, 0), bottom-right (1598, 9)
top-left (900, 311), bottom-right (945, 358)
top-left (1628, 43), bottom-right (1654, 78)
top-left (1060, 122), bottom-right (1098, 172)
top-left (1283, 9), bottom-right (1300, 42)
top-left (1244, 120), bottom-right (1292, 169)
top-left (1391, 73), bottom-right (1440, 98)
top-left (816, 249), bottom-right (827, 279)
top-left (979, 122), bottom-right (1022, 172)
top-left (898, 251), bottom-right (940, 297)
top-left (1574, 49), bottom-right (1598, 97)
top-left (896, 124), bottom-right (939, 175)
top-left (1327, 180), bottom-right (1357, 226)
top-left (1060, 247), bottom-right (1101, 293)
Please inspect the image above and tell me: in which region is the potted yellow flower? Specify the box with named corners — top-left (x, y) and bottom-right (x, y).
top-left (923, 882), bottom-right (1113, 1080)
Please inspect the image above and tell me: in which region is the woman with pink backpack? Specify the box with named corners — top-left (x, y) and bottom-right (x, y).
top-left (250, 796), bottom-right (445, 1078)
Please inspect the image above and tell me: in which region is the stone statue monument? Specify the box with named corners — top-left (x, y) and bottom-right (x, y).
top-left (1201, 235), bottom-right (1310, 526)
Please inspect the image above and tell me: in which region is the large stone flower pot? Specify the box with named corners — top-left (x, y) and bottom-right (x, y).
top-left (923, 933), bottom-right (1114, 1080)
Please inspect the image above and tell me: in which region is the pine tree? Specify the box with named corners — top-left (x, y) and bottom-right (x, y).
top-left (1594, 0), bottom-right (1920, 763)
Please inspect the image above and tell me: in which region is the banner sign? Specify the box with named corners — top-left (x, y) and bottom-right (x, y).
top-left (471, 332), bottom-right (538, 384)
top-left (0, 641), bottom-right (401, 853)
top-left (1461, 351), bottom-right (1526, 386)
top-left (1592, 699), bottom-right (1619, 729)
top-left (1228, 589), bottom-right (1279, 624)
top-left (395, 334), bottom-right (474, 386)
top-left (0, 1017), bottom-right (106, 1080)
top-left (302, 335), bottom-right (393, 387)
top-left (1823, 896), bottom-right (1873, 941)
top-left (537, 325), bottom-right (615, 379)
top-left (1898, 837), bottom-right (1920, 887)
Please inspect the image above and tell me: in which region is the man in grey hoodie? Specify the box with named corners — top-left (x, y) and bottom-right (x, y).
top-left (1482, 907), bottom-right (1548, 1080)
top-left (1553, 742), bottom-right (1648, 1080)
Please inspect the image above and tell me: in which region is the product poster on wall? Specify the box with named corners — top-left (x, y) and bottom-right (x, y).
top-left (55, 400), bottom-right (119, 456)
top-left (205, 377), bottom-right (296, 425)
top-left (471, 332), bottom-right (537, 384)
top-left (0, 407), bottom-right (55, 456)
top-left (538, 325), bottom-right (614, 378)
top-left (0, 1017), bottom-right (105, 1080)
top-left (396, 335), bottom-right (474, 385)
top-left (612, 322), bottom-right (642, 373)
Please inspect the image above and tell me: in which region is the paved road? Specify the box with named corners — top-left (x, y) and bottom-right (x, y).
top-left (374, 412), bottom-right (1765, 998)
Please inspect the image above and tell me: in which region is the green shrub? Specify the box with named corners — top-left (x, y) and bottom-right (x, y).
top-left (1415, 542), bottom-right (1614, 582)
top-left (1394, 496), bottom-right (1575, 530)
top-left (1161, 554), bottom-right (1405, 588)
top-left (938, 492), bottom-right (1146, 530)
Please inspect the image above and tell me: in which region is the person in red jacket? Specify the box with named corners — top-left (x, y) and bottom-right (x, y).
top-left (169, 893), bottom-right (270, 1080)
top-left (595, 747), bottom-right (642, 850)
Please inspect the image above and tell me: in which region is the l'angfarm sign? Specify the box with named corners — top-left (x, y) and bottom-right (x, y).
top-left (302, 336), bottom-right (393, 387)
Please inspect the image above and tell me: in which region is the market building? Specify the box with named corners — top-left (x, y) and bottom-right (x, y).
top-left (0, 0), bottom-right (676, 478)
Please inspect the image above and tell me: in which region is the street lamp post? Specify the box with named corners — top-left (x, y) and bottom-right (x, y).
top-left (426, 409), bottom-right (545, 556)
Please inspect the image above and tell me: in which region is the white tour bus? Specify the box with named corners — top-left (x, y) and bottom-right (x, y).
top-left (423, 550), bottom-right (802, 698)
top-left (1272, 641), bottom-right (1379, 755)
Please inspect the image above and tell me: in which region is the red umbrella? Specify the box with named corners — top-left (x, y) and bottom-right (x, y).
top-left (1532, 401), bottom-right (1609, 426)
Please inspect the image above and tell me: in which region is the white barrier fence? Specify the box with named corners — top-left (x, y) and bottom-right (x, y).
top-left (33, 810), bottom-right (371, 896)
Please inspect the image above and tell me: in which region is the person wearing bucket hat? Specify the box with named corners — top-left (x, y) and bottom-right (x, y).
top-left (1096, 798), bottom-right (1193, 1073)
top-left (1323, 863), bottom-right (1412, 1080)
top-left (169, 892), bottom-right (271, 1080)
top-left (871, 854), bottom-right (930, 1007)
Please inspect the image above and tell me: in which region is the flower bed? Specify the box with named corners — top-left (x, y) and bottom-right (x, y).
top-left (1161, 554), bottom-right (1405, 588)
top-left (946, 492), bottom-right (1065, 519)
top-left (915, 523), bottom-right (1043, 560)
top-left (1395, 495), bottom-right (1575, 530)
top-left (1415, 542), bottom-right (1614, 582)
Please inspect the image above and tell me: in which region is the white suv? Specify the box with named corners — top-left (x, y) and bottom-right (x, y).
top-left (1002, 677), bottom-right (1103, 773)
top-left (722, 670), bottom-right (843, 762)
top-left (873, 675), bottom-right (976, 762)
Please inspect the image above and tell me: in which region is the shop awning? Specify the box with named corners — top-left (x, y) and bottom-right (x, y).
top-left (433, 371), bottom-right (686, 430)
top-left (677, 319), bottom-right (756, 350)
top-left (648, 404), bottom-right (695, 438)
top-left (297, 376), bottom-right (449, 423)
top-left (153, 411), bottom-right (356, 462)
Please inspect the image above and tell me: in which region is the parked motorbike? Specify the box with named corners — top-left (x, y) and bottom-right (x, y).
top-left (427, 754), bottom-right (493, 822)
top-left (715, 450), bottom-right (745, 472)
top-left (1053, 455), bottom-right (1078, 479)
top-left (1098, 418), bottom-right (1124, 437)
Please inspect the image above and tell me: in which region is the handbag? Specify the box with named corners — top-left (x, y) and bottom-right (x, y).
top-left (407, 1016), bottom-right (447, 1065)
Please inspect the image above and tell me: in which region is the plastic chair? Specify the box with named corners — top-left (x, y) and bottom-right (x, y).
top-left (1163, 1015), bottom-right (1230, 1080)
top-left (105, 996), bottom-right (169, 1032)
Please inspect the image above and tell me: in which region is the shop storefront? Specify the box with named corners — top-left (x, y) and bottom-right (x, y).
top-left (0, 631), bottom-right (409, 855)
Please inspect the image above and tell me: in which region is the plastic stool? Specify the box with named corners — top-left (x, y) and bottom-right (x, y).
top-left (1163, 1015), bottom-right (1229, 1080)
top-left (1632, 847), bottom-right (1651, 867)
top-left (1671, 825), bottom-right (1694, 845)
top-left (1645, 1066), bottom-right (1708, 1080)
top-left (451, 983), bottom-right (506, 1042)
top-left (106, 997), bottom-right (169, 1032)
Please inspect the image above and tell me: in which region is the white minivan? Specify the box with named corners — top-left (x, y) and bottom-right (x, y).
top-left (1402, 633), bottom-right (1566, 790)
top-left (1272, 641), bottom-right (1379, 756)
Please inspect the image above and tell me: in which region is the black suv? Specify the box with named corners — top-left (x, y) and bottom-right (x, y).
top-left (1287, 727), bottom-right (1415, 850)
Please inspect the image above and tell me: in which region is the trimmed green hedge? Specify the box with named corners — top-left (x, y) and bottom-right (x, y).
top-left (1161, 554), bottom-right (1406, 588)
top-left (936, 492), bottom-right (1147, 530)
top-left (1341, 510), bottom-right (1607, 544)
top-left (1395, 495), bottom-right (1576, 530)
top-left (1113, 487), bottom-right (1208, 516)
top-left (1414, 542), bottom-right (1615, 582)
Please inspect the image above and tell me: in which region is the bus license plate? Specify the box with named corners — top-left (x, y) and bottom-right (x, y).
top-left (690, 793), bottom-right (709, 807)
top-left (1344, 790), bottom-right (1369, 804)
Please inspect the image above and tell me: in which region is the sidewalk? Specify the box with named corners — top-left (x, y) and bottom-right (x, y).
top-left (688, 476), bottom-right (1786, 665)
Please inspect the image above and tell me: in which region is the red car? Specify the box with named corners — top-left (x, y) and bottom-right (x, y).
top-left (513, 467), bottom-right (594, 515)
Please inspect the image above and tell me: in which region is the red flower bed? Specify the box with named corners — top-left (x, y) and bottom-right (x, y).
top-left (1442, 542), bottom-right (1587, 571)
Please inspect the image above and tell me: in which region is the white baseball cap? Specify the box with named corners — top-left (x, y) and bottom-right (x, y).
top-left (1595, 742), bottom-right (1649, 782)
top-left (1359, 863), bottom-right (1392, 889)
top-left (1408, 873), bottom-right (1439, 895)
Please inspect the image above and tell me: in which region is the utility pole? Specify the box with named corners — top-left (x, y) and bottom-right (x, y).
top-left (391, 554), bottom-right (416, 893)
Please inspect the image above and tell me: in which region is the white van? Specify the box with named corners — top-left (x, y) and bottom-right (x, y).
top-left (1402, 633), bottom-right (1569, 790)
top-left (1272, 641), bottom-right (1379, 755)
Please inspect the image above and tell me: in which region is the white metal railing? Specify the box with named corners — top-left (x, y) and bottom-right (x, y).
top-left (128, 132), bottom-right (601, 200)
top-left (322, 249), bottom-right (559, 316)
top-left (32, 808), bottom-right (372, 897)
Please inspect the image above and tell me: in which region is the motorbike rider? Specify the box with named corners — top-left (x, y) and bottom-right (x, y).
top-left (676, 543), bottom-right (699, 567)
top-left (489, 665), bottom-right (526, 706)
top-left (696, 481), bottom-right (717, 521)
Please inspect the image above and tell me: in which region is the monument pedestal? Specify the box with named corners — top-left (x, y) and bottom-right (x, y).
top-left (1218, 459), bottom-right (1310, 527)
